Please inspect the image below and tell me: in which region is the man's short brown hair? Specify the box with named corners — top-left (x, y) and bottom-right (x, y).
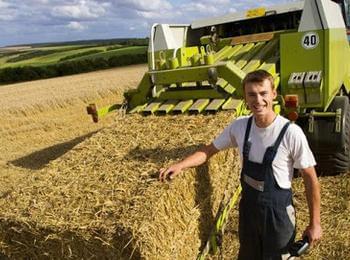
top-left (242, 70), bottom-right (275, 90)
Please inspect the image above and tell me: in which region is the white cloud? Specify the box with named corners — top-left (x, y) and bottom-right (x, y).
top-left (192, 0), bottom-right (230, 4)
top-left (183, 2), bottom-right (220, 15)
top-left (67, 21), bottom-right (86, 30)
top-left (31, 0), bottom-right (49, 3)
top-left (228, 8), bottom-right (237, 13)
top-left (116, 0), bottom-right (172, 12)
top-left (0, 0), bottom-right (9, 8)
top-left (0, 0), bottom-right (17, 21)
top-left (0, 14), bottom-right (13, 21)
top-left (52, 0), bottom-right (107, 20)
top-left (227, 0), bottom-right (279, 10)
top-left (136, 10), bottom-right (170, 19)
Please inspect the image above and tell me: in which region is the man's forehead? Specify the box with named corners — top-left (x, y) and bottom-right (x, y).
top-left (244, 79), bottom-right (272, 90)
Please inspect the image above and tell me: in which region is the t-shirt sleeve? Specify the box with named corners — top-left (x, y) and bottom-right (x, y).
top-left (212, 122), bottom-right (238, 150)
top-left (288, 124), bottom-right (316, 169)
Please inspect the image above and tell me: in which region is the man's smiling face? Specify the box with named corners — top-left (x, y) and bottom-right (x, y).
top-left (244, 78), bottom-right (277, 118)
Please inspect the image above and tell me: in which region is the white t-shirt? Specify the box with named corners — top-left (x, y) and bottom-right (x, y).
top-left (213, 115), bottom-right (316, 188)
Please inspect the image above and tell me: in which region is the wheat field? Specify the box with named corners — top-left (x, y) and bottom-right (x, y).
top-left (0, 64), bottom-right (349, 259)
top-left (0, 64), bottom-right (147, 164)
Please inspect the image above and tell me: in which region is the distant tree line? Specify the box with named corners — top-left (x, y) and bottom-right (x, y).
top-left (7, 45), bottom-right (101, 63)
top-left (7, 50), bottom-right (58, 63)
top-left (13, 38), bottom-right (149, 48)
top-left (106, 45), bottom-right (123, 51)
top-left (117, 39), bottom-right (149, 46)
top-left (0, 51), bottom-right (24, 58)
top-left (59, 50), bottom-right (104, 62)
top-left (0, 53), bottom-right (147, 84)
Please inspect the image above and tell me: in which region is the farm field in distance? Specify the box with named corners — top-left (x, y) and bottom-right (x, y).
top-left (0, 41), bottom-right (148, 68)
top-left (0, 64), bottom-right (348, 258)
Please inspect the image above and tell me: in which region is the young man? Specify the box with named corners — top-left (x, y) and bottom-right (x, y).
top-left (159, 70), bottom-right (322, 259)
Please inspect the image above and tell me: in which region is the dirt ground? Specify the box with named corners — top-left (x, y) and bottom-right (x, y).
top-left (0, 64), bottom-right (349, 259)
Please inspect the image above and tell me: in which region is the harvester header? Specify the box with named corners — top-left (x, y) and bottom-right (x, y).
top-left (88, 0), bottom-right (350, 174)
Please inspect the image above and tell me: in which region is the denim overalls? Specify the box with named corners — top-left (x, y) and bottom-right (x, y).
top-left (238, 116), bottom-right (296, 260)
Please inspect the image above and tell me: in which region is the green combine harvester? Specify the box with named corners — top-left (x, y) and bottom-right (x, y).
top-left (87, 0), bottom-right (350, 174)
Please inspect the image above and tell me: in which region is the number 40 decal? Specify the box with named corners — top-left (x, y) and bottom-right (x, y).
top-left (301, 32), bottom-right (319, 49)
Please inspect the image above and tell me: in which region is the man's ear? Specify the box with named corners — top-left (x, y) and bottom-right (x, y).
top-left (243, 92), bottom-right (248, 108)
top-left (272, 88), bottom-right (277, 99)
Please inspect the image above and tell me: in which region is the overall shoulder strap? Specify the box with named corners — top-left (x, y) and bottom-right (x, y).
top-left (243, 116), bottom-right (253, 145)
top-left (243, 116), bottom-right (253, 159)
top-left (262, 121), bottom-right (290, 165)
top-left (272, 122), bottom-right (290, 152)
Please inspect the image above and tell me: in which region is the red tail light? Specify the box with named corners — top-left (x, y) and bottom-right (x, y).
top-left (288, 111), bottom-right (299, 121)
top-left (284, 95), bottom-right (298, 108)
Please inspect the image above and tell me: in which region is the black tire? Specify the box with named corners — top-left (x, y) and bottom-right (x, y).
top-left (313, 96), bottom-right (350, 175)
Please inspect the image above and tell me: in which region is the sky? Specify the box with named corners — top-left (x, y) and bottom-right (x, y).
top-left (0, 0), bottom-right (297, 47)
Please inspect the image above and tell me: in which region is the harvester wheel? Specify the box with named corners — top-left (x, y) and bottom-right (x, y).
top-left (314, 96), bottom-right (350, 175)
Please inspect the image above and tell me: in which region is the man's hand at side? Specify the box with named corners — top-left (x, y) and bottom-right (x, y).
top-left (303, 223), bottom-right (322, 246)
top-left (159, 143), bottom-right (219, 182)
top-left (159, 163), bottom-right (184, 182)
top-left (300, 166), bottom-right (322, 246)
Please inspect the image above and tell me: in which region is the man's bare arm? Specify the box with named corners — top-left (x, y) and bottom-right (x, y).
top-left (159, 143), bottom-right (219, 182)
top-left (300, 166), bottom-right (322, 245)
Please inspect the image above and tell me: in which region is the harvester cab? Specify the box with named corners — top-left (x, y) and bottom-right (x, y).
top-left (87, 0), bottom-right (350, 174)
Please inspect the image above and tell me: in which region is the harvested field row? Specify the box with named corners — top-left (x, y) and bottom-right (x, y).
top-left (0, 64), bottom-right (147, 115)
top-left (0, 65), bottom-right (146, 164)
top-left (0, 97), bottom-right (121, 166)
top-left (0, 113), bottom-right (241, 259)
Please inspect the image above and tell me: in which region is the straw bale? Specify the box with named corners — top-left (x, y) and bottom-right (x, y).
top-left (0, 112), bottom-right (242, 259)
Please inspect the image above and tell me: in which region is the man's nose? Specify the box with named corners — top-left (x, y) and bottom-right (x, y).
top-left (256, 94), bottom-right (263, 103)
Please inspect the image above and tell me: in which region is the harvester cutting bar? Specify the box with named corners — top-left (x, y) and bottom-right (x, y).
top-left (222, 97), bottom-right (243, 110)
top-left (133, 98), bottom-right (244, 115)
top-left (189, 99), bottom-right (211, 113)
top-left (172, 100), bottom-right (194, 113)
top-left (205, 99), bottom-right (226, 111)
top-left (156, 99), bottom-right (178, 114)
top-left (143, 101), bottom-right (163, 115)
top-left (129, 104), bottom-right (147, 114)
